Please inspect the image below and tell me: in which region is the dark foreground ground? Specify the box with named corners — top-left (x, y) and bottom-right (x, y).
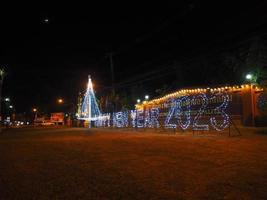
top-left (0, 127), bottom-right (267, 200)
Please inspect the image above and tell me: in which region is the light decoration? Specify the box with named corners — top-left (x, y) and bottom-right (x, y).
top-left (106, 113), bottom-right (111, 127)
top-left (192, 94), bottom-right (209, 131)
top-left (141, 84), bottom-right (261, 106)
top-left (176, 96), bottom-right (191, 130)
top-left (130, 110), bottom-right (137, 127)
top-left (136, 109), bottom-right (144, 128)
top-left (144, 109), bottom-right (151, 127)
top-left (143, 107), bottom-right (160, 128)
top-left (112, 111), bottom-right (128, 128)
top-left (95, 114), bottom-right (110, 127)
top-left (78, 75), bottom-right (101, 128)
top-left (122, 111), bottom-right (129, 127)
top-left (115, 112), bottom-right (123, 127)
top-left (164, 99), bottom-right (177, 129)
top-left (210, 93), bottom-right (230, 131)
top-left (90, 83), bottom-right (263, 131)
top-left (150, 107), bottom-right (160, 128)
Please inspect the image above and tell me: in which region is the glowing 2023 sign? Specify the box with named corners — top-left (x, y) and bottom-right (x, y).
top-left (95, 93), bottom-right (230, 131)
top-left (164, 93), bottom-right (230, 131)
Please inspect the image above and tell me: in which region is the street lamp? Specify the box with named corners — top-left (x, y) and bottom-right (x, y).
top-left (57, 98), bottom-right (64, 104)
top-left (145, 95), bottom-right (149, 100)
top-left (32, 108), bottom-right (38, 122)
top-left (137, 99), bottom-right (141, 103)
top-left (9, 105), bottom-right (13, 109)
top-left (246, 73), bottom-right (253, 81)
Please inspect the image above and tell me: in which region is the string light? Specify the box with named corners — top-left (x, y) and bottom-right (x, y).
top-left (150, 107), bottom-right (160, 128)
top-left (112, 111), bottom-right (128, 128)
top-left (85, 83), bottom-right (257, 131)
top-left (130, 110), bottom-right (137, 127)
top-left (164, 99), bottom-right (177, 129)
top-left (192, 94), bottom-right (209, 131)
top-left (210, 93), bottom-right (230, 131)
top-left (144, 109), bottom-right (151, 127)
top-left (136, 109), bottom-right (144, 128)
top-left (176, 96), bottom-right (191, 130)
top-left (78, 75), bottom-right (101, 128)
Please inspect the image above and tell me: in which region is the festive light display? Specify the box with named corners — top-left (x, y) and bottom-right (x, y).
top-left (91, 93), bottom-right (230, 131)
top-left (130, 110), bottom-right (137, 127)
top-left (114, 112), bottom-right (123, 127)
top-left (210, 93), bottom-right (230, 131)
top-left (79, 83), bottom-right (262, 131)
top-left (77, 75), bottom-right (101, 128)
top-left (95, 114), bottom-right (110, 127)
top-left (136, 109), bottom-right (144, 128)
top-left (164, 99), bottom-right (177, 129)
top-left (136, 84), bottom-right (263, 109)
top-left (112, 111), bottom-right (128, 128)
top-left (144, 109), bottom-right (151, 127)
top-left (176, 96), bottom-right (191, 130)
top-left (143, 107), bottom-right (160, 128)
top-left (150, 108), bottom-right (160, 128)
top-left (192, 94), bottom-right (209, 131)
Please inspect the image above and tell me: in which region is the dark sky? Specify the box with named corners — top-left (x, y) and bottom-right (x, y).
top-left (1, 1), bottom-right (267, 113)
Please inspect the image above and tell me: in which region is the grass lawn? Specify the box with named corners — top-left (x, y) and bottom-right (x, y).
top-left (0, 127), bottom-right (267, 199)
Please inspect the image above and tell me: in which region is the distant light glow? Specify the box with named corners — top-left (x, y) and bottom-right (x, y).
top-left (5, 98), bottom-right (10, 102)
top-left (246, 74), bottom-right (252, 80)
top-left (145, 95), bottom-right (149, 100)
top-left (137, 99), bottom-right (141, 103)
top-left (58, 98), bottom-right (63, 104)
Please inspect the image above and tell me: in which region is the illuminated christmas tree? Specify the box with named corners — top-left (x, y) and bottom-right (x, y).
top-left (78, 75), bottom-right (101, 128)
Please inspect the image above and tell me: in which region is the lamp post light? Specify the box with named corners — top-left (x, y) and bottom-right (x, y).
top-left (33, 108), bottom-right (38, 122)
top-left (145, 95), bottom-right (149, 100)
top-left (246, 73), bottom-right (253, 81)
top-left (56, 99), bottom-right (76, 126)
top-left (57, 98), bottom-right (64, 104)
top-left (245, 73), bottom-right (258, 83)
top-left (245, 73), bottom-right (256, 126)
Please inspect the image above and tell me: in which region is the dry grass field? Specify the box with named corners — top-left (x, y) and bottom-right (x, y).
top-left (0, 127), bottom-right (267, 199)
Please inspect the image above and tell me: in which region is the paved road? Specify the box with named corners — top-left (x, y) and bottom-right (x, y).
top-left (0, 127), bottom-right (267, 199)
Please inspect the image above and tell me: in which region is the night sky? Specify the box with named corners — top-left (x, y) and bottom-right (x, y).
top-left (1, 1), bottom-right (267, 113)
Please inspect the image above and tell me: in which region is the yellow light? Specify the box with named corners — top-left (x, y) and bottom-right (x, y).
top-left (33, 108), bottom-right (37, 112)
top-left (58, 98), bottom-right (64, 104)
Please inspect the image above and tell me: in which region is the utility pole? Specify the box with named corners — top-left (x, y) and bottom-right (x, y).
top-left (0, 69), bottom-right (5, 132)
top-left (108, 52), bottom-right (116, 113)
